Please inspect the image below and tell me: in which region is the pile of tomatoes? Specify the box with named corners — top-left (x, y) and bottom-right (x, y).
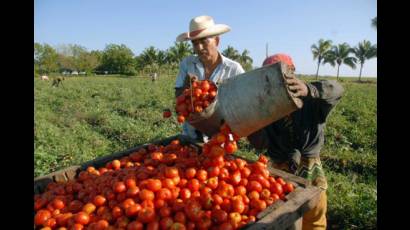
top-left (34, 124), bottom-right (295, 230)
top-left (175, 79), bottom-right (217, 123)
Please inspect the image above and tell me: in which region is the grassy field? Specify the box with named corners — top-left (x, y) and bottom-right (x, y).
top-left (34, 74), bottom-right (376, 229)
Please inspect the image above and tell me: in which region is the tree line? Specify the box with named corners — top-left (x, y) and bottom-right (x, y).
top-left (35, 17), bottom-right (376, 81)
top-left (311, 17), bottom-right (377, 81)
top-left (34, 42), bottom-right (254, 77)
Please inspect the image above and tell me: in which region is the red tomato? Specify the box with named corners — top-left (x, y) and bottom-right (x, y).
top-left (138, 207), bottom-right (156, 223)
top-left (112, 206), bottom-right (123, 219)
top-left (283, 182), bottom-right (295, 193)
top-left (196, 169), bottom-right (208, 181)
top-left (211, 209), bottom-right (228, 223)
top-left (276, 177), bottom-right (286, 186)
top-left (146, 179), bottom-right (162, 192)
top-left (228, 212), bottom-right (242, 229)
top-left (200, 81), bottom-right (210, 92)
top-left (34, 209), bottom-right (52, 226)
top-left (174, 211), bottom-right (187, 224)
top-left (74, 212), bottom-right (90, 225)
top-left (161, 178), bottom-right (176, 190)
top-left (219, 167), bottom-right (230, 180)
top-left (184, 200), bottom-right (203, 221)
top-left (224, 141), bottom-right (237, 154)
top-left (147, 220), bottom-right (160, 230)
top-left (156, 188), bottom-right (172, 200)
top-left (232, 198), bottom-right (245, 214)
top-left (270, 182), bottom-right (284, 195)
top-left (230, 170), bottom-right (242, 185)
top-left (82, 203), bottom-right (96, 214)
top-left (247, 181), bottom-right (263, 193)
top-left (219, 222), bottom-right (234, 230)
top-left (187, 179), bottom-right (200, 192)
top-left (160, 206), bottom-right (171, 217)
top-left (52, 198), bottom-right (65, 210)
top-left (248, 191), bottom-right (260, 200)
top-left (260, 189), bottom-right (271, 200)
top-left (159, 217), bottom-right (174, 230)
top-left (207, 167), bottom-right (220, 177)
top-left (126, 204), bottom-right (141, 217)
top-left (112, 159), bottom-right (121, 170)
top-left (113, 181), bottom-right (127, 193)
top-left (234, 186), bottom-right (247, 196)
top-left (207, 177), bottom-right (219, 190)
top-left (95, 219), bottom-right (109, 230)
top-left (209, 145), bottom-right (224, 158)
top-left (127, 186), bottom-right (140, 198)
top-left (177, 115), bottom-right (185, 123)
top-left (180, 188), bottom-right (192, 200)
top-left (139, 189), bottom-right (155, 201)
top-left (258, 154), bottom-right (269, 164)
top-left (165, 167), bottom-right (179, 178)
top-left (169, 222), bottom-right (187, 230)
top-left (127, 221), bottom-right (144, 230)
top-left (163, 109), bottom-right (172, 118)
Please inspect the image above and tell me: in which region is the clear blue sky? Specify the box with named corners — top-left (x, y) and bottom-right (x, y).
top-left (35, 0), bottom-right (377, 77)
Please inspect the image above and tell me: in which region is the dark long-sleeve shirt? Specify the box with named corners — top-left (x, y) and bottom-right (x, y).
top-left (247, 80), bottom-right (344, 161)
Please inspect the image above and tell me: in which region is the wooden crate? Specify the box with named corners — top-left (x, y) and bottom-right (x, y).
top-left (34, 135), bottom-right (322, 230)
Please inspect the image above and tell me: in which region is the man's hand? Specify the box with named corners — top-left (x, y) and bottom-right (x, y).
top-left (285, 77), bottom-right (308, 98)
top-left (176, 73), bottom-right (199, 97)
top-left (183, 73), bottom-right (198, 89)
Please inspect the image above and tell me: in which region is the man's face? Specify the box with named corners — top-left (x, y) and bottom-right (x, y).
top-left (191, 36), bottom-right (219, 64)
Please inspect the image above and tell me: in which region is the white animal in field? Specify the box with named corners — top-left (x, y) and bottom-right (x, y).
top-left (40, 75), bottom-right (49, 80)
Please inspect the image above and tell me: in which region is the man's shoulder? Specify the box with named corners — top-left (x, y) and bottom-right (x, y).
top-left (221, 55), bottom-right (243, 69)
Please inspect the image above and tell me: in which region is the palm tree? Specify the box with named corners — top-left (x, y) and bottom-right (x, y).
top-left (238, 49), bottom-right (253, 71)
top-left (372, 17), bottom-right (377, 30)
top-left (140, 46), bottom-right (158, 66)
top-left (353, 40), bottom-right (377, 82)
top-left (222, 46), bottom-right (240, 61)
top-left (168, 42), bottom-right (193, 65)
top-left (324, 43), bottom-right (357, 80)
top-left (311, 39), bottom-right (333, 80)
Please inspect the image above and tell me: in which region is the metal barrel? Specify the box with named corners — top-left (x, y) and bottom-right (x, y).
top-left (188, 62), bottom-right (303, 137)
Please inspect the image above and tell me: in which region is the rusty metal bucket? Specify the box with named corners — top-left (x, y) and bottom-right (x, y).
top-left (188, 62), bottom-right (303, 137)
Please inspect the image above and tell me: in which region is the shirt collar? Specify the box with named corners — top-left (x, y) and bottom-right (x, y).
top-left (193, 52), bottom-right (227, 66)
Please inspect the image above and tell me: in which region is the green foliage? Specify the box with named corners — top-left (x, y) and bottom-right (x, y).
top-left (34, 42), bottom-right (59, 74)
top-left (99, 44), bottom-right (136, 75)
top-left (222, 46), bottom-right (254, 71)
top-left (353, 40), bottom-right (377, 81)
top-left (35, 75), bottom-right (376, 229)
top-left (311, 39), bottom-right (333, 79)
top-left (167, 42), bottom-right (193, 65)
top-left (324, 43), bottom-right (357, 80)
top-left (371, 17), bottom-right (377, 30)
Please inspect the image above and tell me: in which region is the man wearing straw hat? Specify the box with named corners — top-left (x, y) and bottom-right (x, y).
top-left (175, 15), bottom-right (245, 142)
top-left (248, 53), bottom-right (344, 230)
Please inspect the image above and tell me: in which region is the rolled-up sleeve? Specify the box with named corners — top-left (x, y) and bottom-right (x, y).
top-left (306, 80), bottom-right (344, 121)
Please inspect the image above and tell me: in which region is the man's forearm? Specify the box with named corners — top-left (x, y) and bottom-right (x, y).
top-left (306, 80), bottom-right (344, 106)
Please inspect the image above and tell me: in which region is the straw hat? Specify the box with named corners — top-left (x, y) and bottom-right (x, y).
top-left (176, 15), bottom-right (231, 42)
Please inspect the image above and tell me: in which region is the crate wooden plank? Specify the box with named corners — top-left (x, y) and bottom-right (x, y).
top-left (34, 135), bottom-right (194, 194)
top-left (243, 185), bottom-right (322, 230)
